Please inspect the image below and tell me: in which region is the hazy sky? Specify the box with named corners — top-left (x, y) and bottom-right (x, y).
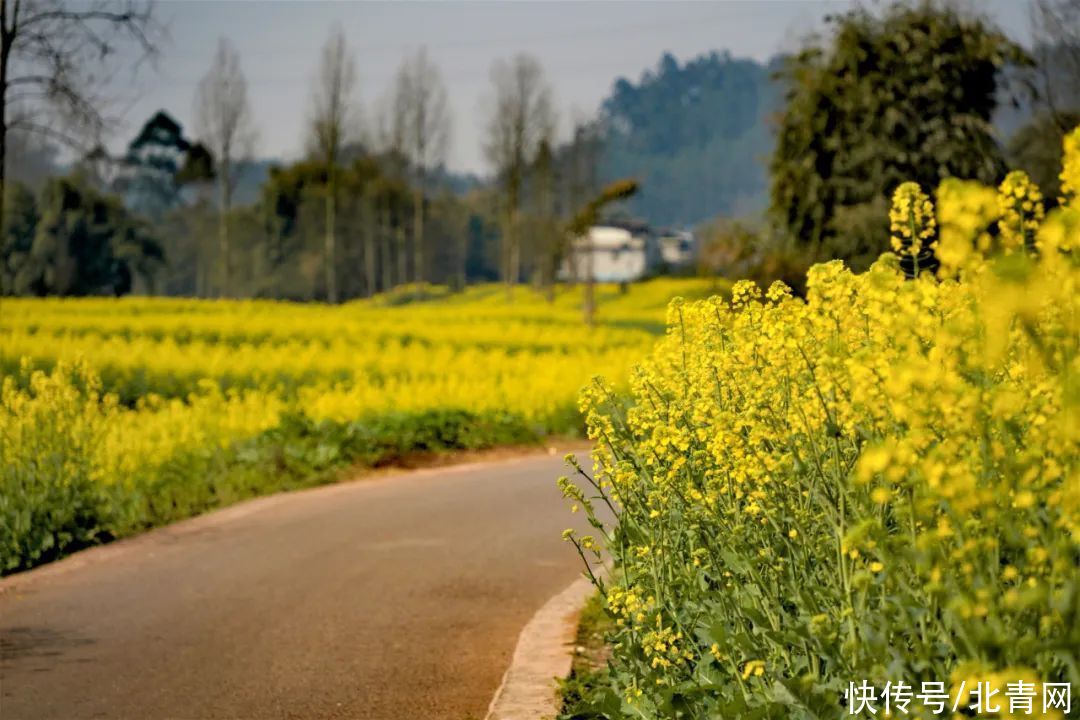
top-left (110, 1), bottom-right (1033, 174)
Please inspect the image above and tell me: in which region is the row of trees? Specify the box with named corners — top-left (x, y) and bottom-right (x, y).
top-left (4, 0), bottom-right (1078, 302)
top-left (696, 0), bottom-right (1080, 289)
top-left (0, 0), bottom-right (622, 304)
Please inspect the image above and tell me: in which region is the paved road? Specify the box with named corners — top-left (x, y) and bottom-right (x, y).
top-left (0, 450), bottom-right (593, 720)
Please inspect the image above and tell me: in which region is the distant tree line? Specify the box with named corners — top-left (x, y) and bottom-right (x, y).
top-left (0, 2), bottom-right (620, 302)
top-left (3, 0), bottom-right (1078, 301)
top-left (600, 50), bottom-right (781, 227)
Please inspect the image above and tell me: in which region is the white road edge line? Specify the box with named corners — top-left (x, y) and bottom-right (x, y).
top-left (485, 575), bottom-right (595, 720)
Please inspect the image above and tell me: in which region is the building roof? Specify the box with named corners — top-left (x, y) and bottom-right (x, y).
top-left (575, 225), bottom-right (646, 251)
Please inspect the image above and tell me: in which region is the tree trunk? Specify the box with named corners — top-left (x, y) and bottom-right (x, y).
top-left (505, 211), bottom-right (519, 302)
top-left (396, 218), bottom-right (407, 289)
top-left (457, 217), bottom-right (468, 292)
top-left (379, 203), bottom-right (393, 291)
top-left (325, 170), bottom-right (338, 303)
top-left (545, 258), bottom-right (556, 303)
top-left (413, 187), bottom-right (424, 285)
top-left (544, 228), bottom-right (557, 303)
top-left (196, 234), bottom-right (205, 297)
top-left (218, 158), bottom-right (231, 297)
top-left (0, 1), bottom-right (10, 296)
top-left (509, 231), bottom-right (520, 299)
top-left (363, 193), bottom-right (376, 297)
top-left (583, 240), bottom-right (595, 326)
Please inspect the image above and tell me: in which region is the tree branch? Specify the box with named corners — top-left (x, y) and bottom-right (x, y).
top-left (23, 9), bottom-right (137, 31)
top-left (8, 117), bottom-right (86, 151)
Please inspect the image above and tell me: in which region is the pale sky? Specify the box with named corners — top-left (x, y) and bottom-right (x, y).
top-left (108, 0), bottom-right (1033, 174)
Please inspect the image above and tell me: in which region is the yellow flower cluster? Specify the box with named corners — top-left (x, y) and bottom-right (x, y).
top-left (1061, 125), bottom-right (1080, 202)
top-left (605, 585), bottom-right (655, 627)
top-left (997, 170), bottom-right (1045, 253)
top-left (566, 129), bottom-right (1080, 716)
top-left (935, 178), bottom-right (999, 273)
top-left (96, 385), bottom-right (283, 486)
top-left (889, 181), bottom-right (937, 261)
top-left (1, 279), bottom-right (721, 571)
top-left (1, 279), bottom-right (719, 427)
top-left (641, 615), bottom-right (693, 670)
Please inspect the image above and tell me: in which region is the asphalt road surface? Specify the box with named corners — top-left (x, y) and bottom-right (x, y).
top-left (0, 450), bottom-right (594, 720)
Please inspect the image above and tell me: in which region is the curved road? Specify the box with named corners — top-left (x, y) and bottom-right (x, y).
top-left (0, 450), bottom-right (592, 720)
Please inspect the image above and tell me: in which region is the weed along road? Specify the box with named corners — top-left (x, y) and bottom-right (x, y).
top-left (0, 450), bottom-right (592, 720)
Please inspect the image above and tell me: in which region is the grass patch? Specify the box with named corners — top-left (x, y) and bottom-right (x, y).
top-left (558, 590), bottom-right (617, 719)
top-left (2, 407), bottom-right (542, 575)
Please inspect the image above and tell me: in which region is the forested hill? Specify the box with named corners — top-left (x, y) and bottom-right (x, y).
top-left (599, 51), bottom-right (783, 228)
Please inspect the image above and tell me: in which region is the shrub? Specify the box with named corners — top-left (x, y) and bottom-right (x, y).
top-left (0, 361), bottom-right (113, 572)
top-left (0, 366), bottom-right (538, 572)
top-left (697, 219), bottom-right (815, 296)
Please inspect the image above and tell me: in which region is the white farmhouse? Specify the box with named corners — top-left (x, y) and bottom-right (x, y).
top-left (657, 229), bottom-right (697, 269)
top-left (559, 224), bottom-right (661, 283)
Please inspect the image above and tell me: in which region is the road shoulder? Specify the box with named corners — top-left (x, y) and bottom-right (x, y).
top-left (485, 576), bottom-right (594, 720)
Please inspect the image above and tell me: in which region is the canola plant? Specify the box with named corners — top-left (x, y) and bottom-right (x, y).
top-left (563, 128), bottom-right (1080, 718)
top-left (0, 278), bottom-right (717, 573)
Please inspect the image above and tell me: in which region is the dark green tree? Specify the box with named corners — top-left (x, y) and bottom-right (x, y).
top-left (116, 111), bottom-right (191, 217)
top-left (0, 1), bottom-right (160, 268)
top-left (20, 174), bottom-right (163, 296)
top-left (115, 111), bottom-right (214, 220)
top-left (769, 3), bottom-right (1029, 263)
top-left (1, 181), bottom-right (39, 294)
top-left (259, 160), bottom-right (327, 299)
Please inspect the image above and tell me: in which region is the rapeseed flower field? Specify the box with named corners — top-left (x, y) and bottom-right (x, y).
top-left (0, 278), bottom-right (719, 573)
top-left (562, 129), bottom-right (1080, 717)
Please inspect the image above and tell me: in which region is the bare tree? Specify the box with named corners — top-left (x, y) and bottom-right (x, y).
top-left (0, 0), bottom-right (159, 278)
top-left (194, 36), bottom-right (255, 298)
top-left (393, 46), bottom-right (449, 285)
top-left (483, 54), bottom-right (554, 300)
top-left (376, 73), bottom-right (412, 286)
top-left (307, 26), bottom-right (357, 304)
top-left (531, 136), bottom-right (558, 300)
top-left (559, 120), bottom-right (600, 282)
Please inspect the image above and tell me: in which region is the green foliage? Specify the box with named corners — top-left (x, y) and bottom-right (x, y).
top-left (0, 375), bottom-right (539, 574)
top-left (372, 282), bottom-right (454, 306)
top-left (769, 2), bottom-right (1029, 257)
top-left (108, 408), bottom-right (538, 538)
top-left (1, 182), bottom-right (40, 294)
top-left (257, 155), bottom-right (426, 300)
top-left (262, 160), bottom-right (329, 245)
top-left (560, 591), bottom-right (618, 720)
top-left (0, 363), bottom-right (113, 573)
top-left (1, 174), bottom-right (164, 296)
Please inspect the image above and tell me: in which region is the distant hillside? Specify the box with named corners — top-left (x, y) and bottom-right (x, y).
top-left (599, 51), bottom-right (783, 228)
top-left (598, 43), bottom-right (1057, 231)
